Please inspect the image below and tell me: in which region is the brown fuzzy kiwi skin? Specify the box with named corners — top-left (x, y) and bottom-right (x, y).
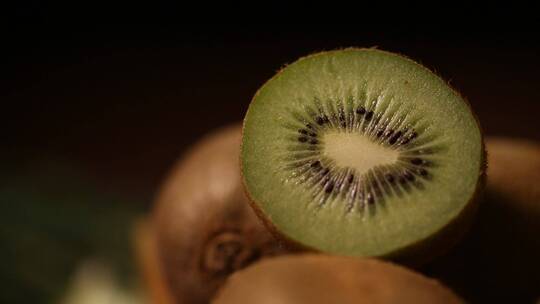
top-left (152, 123), bottom-right (284, 304)
top-left (240, 48), bottom-right (486, 266)
top-left (424, 137), bottom-right (540, 303)
top-left (212, 254), bottom-right (464, 304)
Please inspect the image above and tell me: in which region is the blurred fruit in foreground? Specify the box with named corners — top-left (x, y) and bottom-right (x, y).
top-left (212, 254), bottom-right (463, 304)
top-left (133, 219), bottom-right (174, 304)
top-left (60, 259), bottom-right (144, 304)
top-left (152, 124), bottom-right (283, 304)
top-left (0, 164), bottom-right (143, 304)
top-left (424, 137), bottom-right (540, 302)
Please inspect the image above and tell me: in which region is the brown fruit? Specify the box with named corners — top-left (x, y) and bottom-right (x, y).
top-left (152, 124), bottom-right (283, 304)
top-left (133, 219), bottom-right (175, 304)
top-left (212, 254), bottom-right (463, 304)
top-left (486, 137), bottom-right (540, 209)
top-left (424, 137), bottom-right (540, 302)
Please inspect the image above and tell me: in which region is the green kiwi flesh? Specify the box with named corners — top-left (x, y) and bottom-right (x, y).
top-left (212, 254), bottom-right (463, 304)
top-left (241, 49), bottom-right (484, 259)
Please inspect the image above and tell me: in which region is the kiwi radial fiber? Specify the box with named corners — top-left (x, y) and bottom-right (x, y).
top-left (241, 49), bottom-right (485, 261)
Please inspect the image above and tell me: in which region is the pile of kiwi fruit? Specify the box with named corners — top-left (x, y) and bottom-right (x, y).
top-left (137, 48), bottom-right (539, 303)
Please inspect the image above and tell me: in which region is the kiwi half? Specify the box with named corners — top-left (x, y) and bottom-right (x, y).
top-left (241, 49), bottom-right (485, 261)
top-left (212, 254), bottom-right (463, 304)
top-left (153, 124), bottom-right (283, 304)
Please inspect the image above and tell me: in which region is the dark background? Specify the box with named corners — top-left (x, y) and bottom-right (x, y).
top-left (3, 23), bottom-right (540, 203)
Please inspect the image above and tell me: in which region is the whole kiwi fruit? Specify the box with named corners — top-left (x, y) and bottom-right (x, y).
top-left (152, 124), bottom-right (283, 304)
top-left (424, 137), bottom-right (540, 302)
top-left (212, 254), bottom-right (463, 304)
top-left (241, 48), bottom-right (485, 264)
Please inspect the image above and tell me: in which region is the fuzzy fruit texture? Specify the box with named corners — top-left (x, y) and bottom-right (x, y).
top-left (152, 124), bottom-right (283, 304)
top-left (212, 254), bottom-right (463, 304)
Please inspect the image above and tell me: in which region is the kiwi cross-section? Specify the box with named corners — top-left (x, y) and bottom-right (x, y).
top-left (241, 48), bottom-right (485, 261)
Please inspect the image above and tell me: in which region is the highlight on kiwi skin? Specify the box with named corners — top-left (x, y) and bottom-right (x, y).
top-left (212, 254), bottom-right (463, 304)
top-left (241, 48), bottom-right (485, 260)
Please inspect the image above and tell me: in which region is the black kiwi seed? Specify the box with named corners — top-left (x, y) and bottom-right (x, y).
top-left (325, 182), bottom-right (334, 193)
top-left (356, 107), bottom-right (366, 115)
top-left (348, 174), bottom-right (355, 183)
top-left (306, 123), bottom-right (314, 129)
top-left (366, 193), bottom-right (375, 204)
top-left (316, 116), bottom-right (325, 125)
top-left (299, 129), bottom-right (308, 135)
top-left (411, 158), bottom-right (424, 165)
top-left (365, 111), bottom-right (374, 121)
top-left (308, 132), bottom-right (317, 137)
top-left (404, 171), bottom-right (415, 181)
top-left (309, 139), bottom-right (318, 145)
top-left (389, 131), bottom-right (402, 145)
top-left (386, 174), bottom-right (395, 184)
top-left (298, 137), bottom-right (308, 143)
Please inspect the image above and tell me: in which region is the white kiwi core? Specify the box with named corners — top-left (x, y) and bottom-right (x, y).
top-left (323, 131), bottom-right (399, 176)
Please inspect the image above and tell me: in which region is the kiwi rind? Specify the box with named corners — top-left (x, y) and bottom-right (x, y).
top-left (241, 48), bottom-right (485, 263)
top-left (212, 254), bottom-right (463, 304)
top-left (153, 124), bottom-right (284, 304)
